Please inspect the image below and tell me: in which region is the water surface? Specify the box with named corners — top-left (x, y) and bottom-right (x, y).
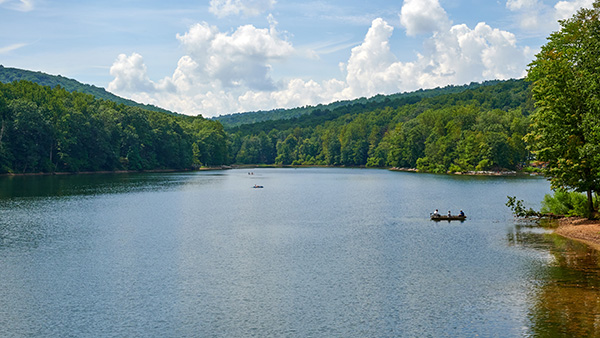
top-left (0, 168), bottom-right (598, 337)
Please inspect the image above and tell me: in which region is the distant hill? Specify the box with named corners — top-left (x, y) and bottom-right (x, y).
top-left (0, 65), bottom-right (177, 115)
top-left (214, 80), bottom-right (503, 128)
top-left (226, 79), bottom-right (532, 136)
top-left (225, 78), bottom-right (534, 171)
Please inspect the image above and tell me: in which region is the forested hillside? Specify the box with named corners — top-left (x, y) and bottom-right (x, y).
top-left (214, 80), bottom-right (502, 128)
top-left (0, 81), bottom-right (227, 174)
top-left (0, 66), bottom-right (535, 175)
top-left (227, 79), bottom-right (534, 172)
top-left (0, 65), bottom-right (175, 115)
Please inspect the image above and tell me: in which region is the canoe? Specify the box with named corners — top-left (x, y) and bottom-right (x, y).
top-left (430, 214), bottom-right (466, 221)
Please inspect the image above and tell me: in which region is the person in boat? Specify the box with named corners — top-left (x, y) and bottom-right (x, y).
top-left (448, 210), bottom-right (451, 216)
top-left (433, 209), bottom-right (439, 216)
top-left (459, 210), bottom-right (465, 217)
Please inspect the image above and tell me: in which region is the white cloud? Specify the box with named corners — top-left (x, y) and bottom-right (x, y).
top-left (108, 53), bottom-right (174, 94)
top-left (341, 18), bottom-right (403, 98)
top-left (338, 18), bottom-right (531, 100)
top-left (108, 5), bottom-right (533, 117)
top-left (506, 0), bottom-right (539, 10)
top-left (506, 0), bottom-right (594, 31)
top-left (209, 0), bottom-right (276, 18)
top-left (175, 19), bottom-right (293, 90)
top-left (0, 42), bottom-right (27, 54)
top-left (238, 78), bottom-right (347, 112)
top-left (108, 53), bottom-right (155, 93)
top-left (400, 0), bottom-right (450, 36)
top-left (109, 19), bottom-right (297, 116)
top-left (555, 0), bottom-right (594, 20)
top-left (505, 0), bottom-right (544, 30)
top-left (0, 0), bottom-right (33, 11)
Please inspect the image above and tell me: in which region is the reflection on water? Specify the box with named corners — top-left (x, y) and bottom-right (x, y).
top-left (509, 224), bottom-right (600, 337)
top-left (0, 172), bottom-right (228, 198)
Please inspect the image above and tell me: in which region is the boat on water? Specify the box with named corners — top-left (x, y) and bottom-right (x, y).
top-left (430, 214), bottom-right (466, 221)
top-left (252, 185), bottom-right (264, 188)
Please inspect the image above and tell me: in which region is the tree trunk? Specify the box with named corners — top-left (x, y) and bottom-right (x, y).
top-left (587, 189), bottom-right (594, 218)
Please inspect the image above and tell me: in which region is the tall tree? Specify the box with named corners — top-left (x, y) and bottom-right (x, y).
top-left (526, 1), bottom-right (600, 217)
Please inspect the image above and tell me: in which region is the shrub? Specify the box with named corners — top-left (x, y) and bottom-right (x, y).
top-left (540, 189), bottom-right (597, 217)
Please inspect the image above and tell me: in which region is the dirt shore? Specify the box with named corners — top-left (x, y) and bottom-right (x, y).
top-left (555, 217), bottom-right (600, 251)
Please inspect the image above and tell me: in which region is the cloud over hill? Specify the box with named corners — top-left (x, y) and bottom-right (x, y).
top-left (105, 0), bottom-right (592, 117)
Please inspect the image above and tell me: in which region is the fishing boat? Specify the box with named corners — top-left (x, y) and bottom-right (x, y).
top-left (252, 185), bottom-right (264, 189)
top-left (430, 213), bottom-right (466, 221)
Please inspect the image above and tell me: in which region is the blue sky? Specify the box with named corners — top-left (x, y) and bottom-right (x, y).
top-left (0, 0), bottom-right (595, 117)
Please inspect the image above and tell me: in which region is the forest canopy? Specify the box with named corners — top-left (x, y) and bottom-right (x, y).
top-left (0, 80), bottom-right (228, 173)
top-left (0, 73), bottom-right (535, 175)
top-left (226, 79), bottom-right (534, 173)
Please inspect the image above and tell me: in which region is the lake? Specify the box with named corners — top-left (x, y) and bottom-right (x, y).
top-left (1, 168), bottom-right (599, 337)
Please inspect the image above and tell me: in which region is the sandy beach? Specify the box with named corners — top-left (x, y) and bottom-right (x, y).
top-left (555, 217), bottom-right (600, 251)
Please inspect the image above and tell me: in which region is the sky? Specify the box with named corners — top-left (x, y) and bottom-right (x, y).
top-left (0, 0), bottom-right (595, 117)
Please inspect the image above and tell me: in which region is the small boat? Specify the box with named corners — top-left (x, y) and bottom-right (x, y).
top-left (430, 214), bottom-right (466, 221)
top-left (252, 185), bottom-right (264, 189)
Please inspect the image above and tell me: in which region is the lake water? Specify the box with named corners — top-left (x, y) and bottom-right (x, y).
top-left (1, 168), bottom-right (599, 337)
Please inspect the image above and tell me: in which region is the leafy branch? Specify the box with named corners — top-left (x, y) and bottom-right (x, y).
top-left (506, 196), bottom-right (541, 218)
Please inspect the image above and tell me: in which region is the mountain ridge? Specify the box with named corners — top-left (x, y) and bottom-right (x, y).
top-left (0, 65), bottom-right (177, 115)
top-left (213, 80), bottom-right (506, 128)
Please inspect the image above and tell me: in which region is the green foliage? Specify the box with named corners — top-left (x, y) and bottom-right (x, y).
top-left (0, 80), bottom-right (228, 173)
top-left (0, 67), bottom-right (536, 176)
top-left (526, 2), bottom-right (600, 216)
top-left (366, 156), bottom-right (384, 167)
top-left (506, 196), bottom-right (541, 218)
top-left (0, 65), bottom-right (176, 115)
top-left (214, 80), bottom-right (509, 128)
top-left (540, 190), bottom-right (592, 217)
top-left (225, 79), bottom-right (533, 172)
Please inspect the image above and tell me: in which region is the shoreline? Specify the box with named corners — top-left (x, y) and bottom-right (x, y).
top-left (233, 165), bottom-right (540, 177)
top-left (389, 167), bottom-right (540, 176)
top-left (0, 165), bottom-right (535, 177)
top-left (554, 217), bottom-right (600, 251)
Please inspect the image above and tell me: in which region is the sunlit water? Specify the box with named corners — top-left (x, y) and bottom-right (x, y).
top-left (0, 168), bottom-right (598, 337)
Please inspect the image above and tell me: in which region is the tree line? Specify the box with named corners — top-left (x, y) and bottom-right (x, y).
top-left (0, 78), bottom-right (534, 175)
top-left (0, 80), bottom-right (227, 173)
top-left (227, 79), bottom-right (534, 173)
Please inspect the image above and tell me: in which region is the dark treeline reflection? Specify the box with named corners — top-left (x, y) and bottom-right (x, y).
top-left (508, 225), bottom-right (600, 337)
top-left (0, 173), bottom-right (197, 198)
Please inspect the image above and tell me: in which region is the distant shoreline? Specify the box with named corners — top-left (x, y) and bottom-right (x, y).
top-left (389, 167), bottom-right (541, 176)
top-left (233, 164), bottom-right (538, 177)
top-left (1, 165), bottom-right (539, 177)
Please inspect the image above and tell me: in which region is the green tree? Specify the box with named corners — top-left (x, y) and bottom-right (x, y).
top-left (275, 134), bottom-right (298, 165)
top-left (236, 135), bottom-right (261, 164)
top-left (9, 100), bottom-right (53, 172)
top-left (526, 1), bottom-right (600, 217)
